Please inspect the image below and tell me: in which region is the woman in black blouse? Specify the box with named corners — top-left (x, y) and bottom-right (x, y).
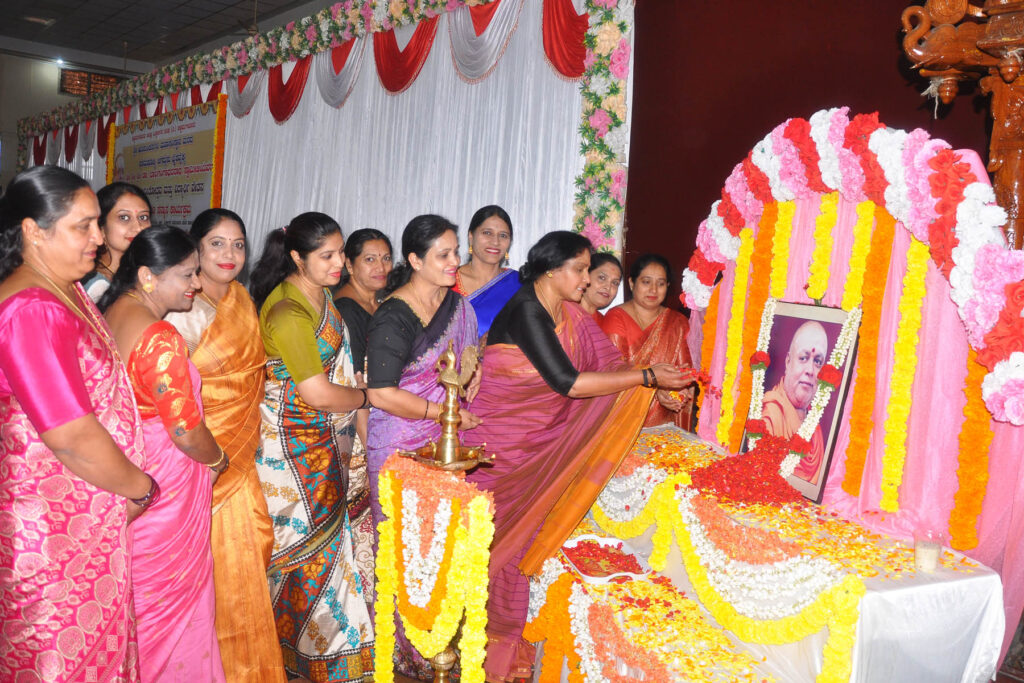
top-left (465, 231), bottom-right (690, 682)
top-left (333, 228), bottom-right (393, 373)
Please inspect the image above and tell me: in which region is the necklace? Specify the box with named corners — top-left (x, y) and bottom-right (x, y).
top-left (23, 263), bottom-right (122, 359)
top-left (198, 290), bottom-right (219, 309)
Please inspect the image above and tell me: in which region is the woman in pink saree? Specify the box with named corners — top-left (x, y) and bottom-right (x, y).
top-left (0, 167), bottom-right (157, 681)
top-left (102, 226), bottom-right (228, 682)
top-left (465, 232), bottom-right (692, 681)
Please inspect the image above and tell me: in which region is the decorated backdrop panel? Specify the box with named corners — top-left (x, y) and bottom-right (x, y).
top-left (681, 107), bottom-right (1024, 661)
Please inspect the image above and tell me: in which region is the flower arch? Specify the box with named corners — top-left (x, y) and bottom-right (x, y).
top-left (681, 107), bottom-right (1024, 426)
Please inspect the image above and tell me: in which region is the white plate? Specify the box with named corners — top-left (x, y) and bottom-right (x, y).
top-left (561, 534), bottom-right (651, 585)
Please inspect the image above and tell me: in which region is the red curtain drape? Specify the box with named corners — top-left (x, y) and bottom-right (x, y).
top-left (32, 135), bottom-right (46, 166)
top-left (138, 101), bottom-right (148, 119)
top-left (331, 40), bottom-right (356, 74)
top-left (191, 80), bottom-right (224, 106)
top-left (469, 0), bottom-right (502, 36)
top-left (170, 91), bottom-right (181, 110)
top-left (543, 0), bottom-right (587, 79)
top-left (63, 125), bottom-right (79, 163)
top-left (268, 55), bottom-right (313, 123)
top-left (97, 113), bottom-right (117, 158)
top-left (373, 16), bottom-right (440, 93)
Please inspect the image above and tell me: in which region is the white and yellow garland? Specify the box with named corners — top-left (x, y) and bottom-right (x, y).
top-left (374, 468), bottom-right (494, 683)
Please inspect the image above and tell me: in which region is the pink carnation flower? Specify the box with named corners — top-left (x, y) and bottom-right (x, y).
top-left (306, 25), bottom-right (318, 42)
top-left (583, 50), bottom-right (597, 70)
top-left (609, 39), bottom-right (631, 80)
top-left (589, 109), bottom-right (612, 138)
top-left (361, 3), bottom-right (374, 23)
top-left (285, 21), bottom-right (296, 32)
top-left (695, 221), bottom-right (727, 264)
top-left (724, 162), bottom-right (762, 227)
top-left (771, 124), bottom-right (810, 199)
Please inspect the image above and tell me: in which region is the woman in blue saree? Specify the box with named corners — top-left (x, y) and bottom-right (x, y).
top-left (452, 205), bottom-right (519, 337)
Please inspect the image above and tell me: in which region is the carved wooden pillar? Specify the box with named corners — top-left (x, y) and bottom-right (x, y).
top-left (902, 0), bottom-right (1024, 248)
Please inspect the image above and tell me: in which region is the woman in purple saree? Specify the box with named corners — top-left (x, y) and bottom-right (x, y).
top-left (464, 232), bottom-right (692, 681)
top-left (366, 215), bottom-right (479, 679)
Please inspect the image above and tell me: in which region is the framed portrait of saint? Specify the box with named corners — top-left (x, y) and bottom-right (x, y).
top-left (744, 302), bottom-right (860, 503)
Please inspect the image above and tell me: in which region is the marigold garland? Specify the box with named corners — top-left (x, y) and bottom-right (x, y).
top-left (769, 200), bottom-right (796, 299)
top-left (806, 191), bottom-right (839, 300)
top-left (948, 347), bottom-right (994, 549)
top-left (841, 207), bottom-right (895, 496)
top-left (716, 227), bottom-right (755, 447)
top-left (696, 283), bottom-right (721, 416)
top-left (523, 573), bottom-right (583, 683)
top-left (879, 239), bottom-right (931, 511)
top-left (728, 205), bottom-right (778, 450)
top-left (393, 491), bottom-right (461, 629)
top-left (373, 464), bottom-right (494, 683)
top-left (840, 200), bottom-right (876, 311)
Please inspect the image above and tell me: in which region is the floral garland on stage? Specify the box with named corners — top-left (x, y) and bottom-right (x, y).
top-left (681, 107), bottom-right (1024, 428)
top-left (374, 455), bottom-right (494, 683)
top-left (573, 0), bottom-right (635, 253)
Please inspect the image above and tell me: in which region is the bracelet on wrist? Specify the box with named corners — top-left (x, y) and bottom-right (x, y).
top-left (641, 368), bottom-right (650, 388)
top-left (129, 474), bottom-right (161, 509)
top-left (423, 400), bottom-right (431, 419)
top-left (358, 387), bottom-right (371, 410)
top-left (207, 448), bottom-right (229, 473)
top-left (648, 366), bottom-right (659, 388)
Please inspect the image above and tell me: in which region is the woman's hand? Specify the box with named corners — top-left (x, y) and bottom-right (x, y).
top-left (649, 363), bottom-right (695, 390)
top-left (459, 409), bottom-right (482, 429)
top-left (465, 365), bottom-right (482, 404)
top-left (655, 388), bottom-right (683, 413)
top-left (126, 499), bottom-right (146, 525)
top-left (354, 372), bottom-right (366, 389)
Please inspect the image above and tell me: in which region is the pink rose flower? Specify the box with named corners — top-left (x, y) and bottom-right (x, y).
top-left (361, 2), bottom-right (374, 23)
top-left (331, 2), bottom-right (343, 20)
top-left (238, 48), bottom-right (249, 64)
top-left (610, 169), bottom-right (627, 204)
top-left (609, 39), bottom-right (631, 80)
top-left (583, 50), bottom-right (596, 70)
top-left (589, 109), bottom-right (612, 138)
top-left (594, 0), bottom-right (617, 8)
top-left (305, 25), bottom-right (318, 42)
top-left (285, 21), bottom-right (296, 32)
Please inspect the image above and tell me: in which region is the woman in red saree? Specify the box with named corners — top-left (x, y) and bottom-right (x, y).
top-left (601, 253), bottom-right (695, 429)
top-left (464, 232), bottom-right (691, 681)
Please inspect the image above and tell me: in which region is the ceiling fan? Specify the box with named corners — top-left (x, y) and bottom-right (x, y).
top-left (236, 0), bottom-right (260, 38)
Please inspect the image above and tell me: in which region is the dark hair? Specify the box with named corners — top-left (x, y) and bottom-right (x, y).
top-left (249, 212), bottom-right (343, 309)
top-left (518, 231), bottom-right (592, 284)
top-left (589, 251), bottom-right (622, 275)
top-left (629, 253), bottom-right (673, 286)
top-left (382, 215), bottom-right (458, 296)
top-left (0, 166), bottom-right (91, 281)
top-left (468, 205), bottom-right (513, 238)
top-left (97, 224), bottom-right (196, 312)
top-left (190, 208), bottom-right (247, 241)
top-left (96, 182), bottom-right (152, 228)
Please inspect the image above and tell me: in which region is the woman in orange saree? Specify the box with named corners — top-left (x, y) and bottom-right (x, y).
top-left (165, 209), bottom-right (285, 682)
top-left (464, 233), bottom-right (692, 681)
top-left (601, 253), bottom-right (695, 429)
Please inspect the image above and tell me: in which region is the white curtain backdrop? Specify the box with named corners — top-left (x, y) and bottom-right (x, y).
top-left (222, 0), bottom-right (583, 267)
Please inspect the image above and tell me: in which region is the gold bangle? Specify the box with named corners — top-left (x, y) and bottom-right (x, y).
top-left (423, 400), bottom-right (431, 419)
top-left (208, 448), bottom-right (228, 472)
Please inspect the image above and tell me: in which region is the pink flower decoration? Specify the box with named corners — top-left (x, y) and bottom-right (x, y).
top-left (583, 217), bottom-right (615, 248)
top-left (695, 220), bottom-right (727, 264)
top-left (361, 3), bottom-right (374, 23)
top-left (238, 48), bottom-right (249, 64)
top-left (285, 21), bottom-right (296, 32)
top-left (829, 109), bottom-right (866, 202)
top-left (205, 62), bottom-right (214, 75)
top-left (305, 25), bottom-right (318, 42)
top-left (610, 169), bottom-right (627, 204)
top-left (989, 378), bottom-right (1024, 424)
top-left (771, 124), bottom-right (810, 199)
top-left (585, 177), bottom-right (596, 190)
top-left (332, 3), bottom-right (343, 20)
top-left (447, 0), bottom-right (460, 10)
top-left (609, 39), bottom-right (631, 80)
top-left (974, 244), bottom-right (1024, 296)
top-left (589, 109), bottom-right (613, 138)
top-left (162, 73), bottom-right (171, 84)
top-left (724, 162), bottom-right (762, 227)
top-left (584, 50), bottom-right (597, 70)
top-left (594, 0), bottom-right (617, 7)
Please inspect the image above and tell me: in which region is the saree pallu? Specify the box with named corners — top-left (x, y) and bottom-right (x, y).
top-left (365, 293), bottom-right (478, 680)
top-left (130, 361), bottom-right (223, 682)
top-left (462, 268), bottom-right (520, 337)
top-left (186, 281), bottom-right (286, 683)
top-left (257, 298), bottom-right (374, 682)
top-left (603, 306), bottom-right (694, 429)
top-left (465, 303), bottom-right (654, 681)
top-left (0, 288), bottom-right (144, 682)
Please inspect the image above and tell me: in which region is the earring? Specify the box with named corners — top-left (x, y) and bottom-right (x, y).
top-left (32, 240), bottom-right (38, 246)
top-left (503, 253), bottom-right (510, 266)
top-left (142, 282), bottom-right (154, 293)
top-left (546, 271), bottom-right (553, 278)
top-left (468, 245), bottom-right (474, 255)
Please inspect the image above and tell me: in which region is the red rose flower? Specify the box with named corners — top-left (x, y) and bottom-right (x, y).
top-left (749, 350), bottom-right (771, 370)
top-left (817, 363), bottom-right (842, 387)
top-left (745, 418), bottom-right (767, 435)
top-left (788, 434), bottom-right (811, 456)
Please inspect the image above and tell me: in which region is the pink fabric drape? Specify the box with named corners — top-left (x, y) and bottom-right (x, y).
top-left (268, 56), bottom-right (312, 123)
top-left (373, 17), bottom-right (440, 93)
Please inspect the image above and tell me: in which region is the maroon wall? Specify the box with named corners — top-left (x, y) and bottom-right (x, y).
top-left (623, 0), bottom-right (991, 307)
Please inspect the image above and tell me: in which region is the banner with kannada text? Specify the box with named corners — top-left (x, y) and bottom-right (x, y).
top-left (107, 95), bottom-right (226, 229)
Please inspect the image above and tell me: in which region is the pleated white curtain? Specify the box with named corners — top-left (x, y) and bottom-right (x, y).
top-left (222, 0), bottom-right (583, 267)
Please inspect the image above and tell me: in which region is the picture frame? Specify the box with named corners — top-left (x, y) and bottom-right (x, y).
top-left (743, 301), bottom-right (860, 503)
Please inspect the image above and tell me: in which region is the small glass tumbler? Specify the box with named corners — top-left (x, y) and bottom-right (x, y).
top-left (914, 529), bottom-right (944, 573)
